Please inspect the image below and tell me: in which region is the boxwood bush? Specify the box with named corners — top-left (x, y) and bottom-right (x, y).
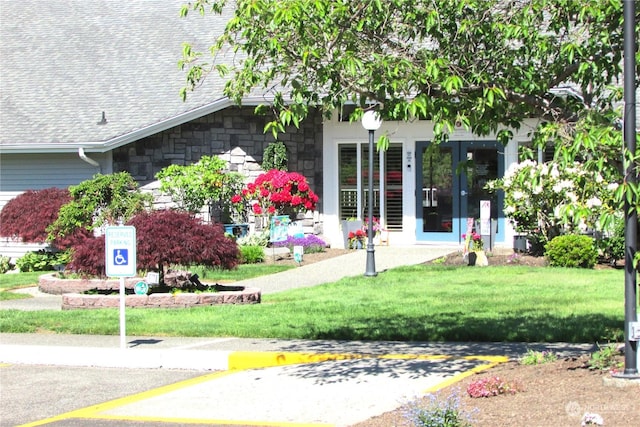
top-left (545, 234), bottom-right (598, 269)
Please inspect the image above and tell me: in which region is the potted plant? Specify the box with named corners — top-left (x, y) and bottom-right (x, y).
top-left (463, 232), bottom-right (488, 266)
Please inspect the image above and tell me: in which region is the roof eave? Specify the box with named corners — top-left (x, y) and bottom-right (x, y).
top-left (1, 97), bottom-right (270, 154)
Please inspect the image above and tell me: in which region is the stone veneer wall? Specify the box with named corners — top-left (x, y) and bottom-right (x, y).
top-left (112, 106), bottom-right (324, 211)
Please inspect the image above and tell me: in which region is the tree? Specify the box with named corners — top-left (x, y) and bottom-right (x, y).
top-left (180, 0), bottom-right (639, 258)
top-left (47, 172), bottom-right (152, 241)
top-left (129, 210), bottom-right (240, 283)
top-left (156, 155), bottom-right (245, 222)
top-left (67, 210), bottom-right (240, 279)
top-left (180, 0), bottom-right (637, 143)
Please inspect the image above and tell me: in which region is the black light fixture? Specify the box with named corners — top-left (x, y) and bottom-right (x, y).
top-left (361, 110), bottom-right (382, 277)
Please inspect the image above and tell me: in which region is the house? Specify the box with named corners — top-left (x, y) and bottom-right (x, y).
top-left (2, 0), bottom-right (554, 255)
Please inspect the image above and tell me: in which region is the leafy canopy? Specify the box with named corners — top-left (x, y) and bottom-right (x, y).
top-left (156, 155), bottom-right (244, 214)
top-left (180, 0), bottom-right (639, 223)
top-left (180, 0), bottom-right (637, 146)
top-left (47, 172), bottom-right (151, 241)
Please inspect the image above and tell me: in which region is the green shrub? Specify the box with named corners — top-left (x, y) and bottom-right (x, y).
top-left (588, 343), bottom-right (623, 372)
top-left (545, 234), bottom-right (597, 268)
top-left (0, 255), bottom-right (14, 274)
top-left (597, 216), bottom-right (625, 266)
top-left (16, 250), bottom-right (70, 272)
top-left (240, 245), bottom-right (265, 264)
top-left (520, 349), bottom-right (557, 365)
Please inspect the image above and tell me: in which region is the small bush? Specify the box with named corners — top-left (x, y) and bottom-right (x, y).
top-left (404, 389), bottom-right (474, 427)
top-left (545, 234), bottom-right (597, 268)
top-left (67, 237), bottom-right (106, 277)
top-left (0, 255), bottom-right (14, 274)
top-left (466, 376), bottom-right (523, 398)
top-left (0, 188), bottom-right (71, 243)
top-left (271, 235), bottom-right (327, 254)
top-left (240, 245), bottom-right (265, 264)
top-left (16, 250), bottom-right (70, 272)
top-left (597, 217), bottom-right (625, 266)
top-left (237, 231), bottom-right (270, 247)
top-left (520, 349), bottom-right (557, 365)
top-left (588, 343), bottom-right (623, 372)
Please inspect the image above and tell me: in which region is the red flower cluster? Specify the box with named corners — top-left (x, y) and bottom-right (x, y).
top-left (348, 229), bottom-right (366, 241)
top-left (234, 169), bottom-right (319, 216)
top-left (466, 376), bottom-right (522, 398)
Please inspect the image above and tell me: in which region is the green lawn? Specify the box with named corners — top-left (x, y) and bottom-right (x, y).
top-left (0, 265), bottom-right (627, 343)
top-left (0, 271), bottom-right (51, 300)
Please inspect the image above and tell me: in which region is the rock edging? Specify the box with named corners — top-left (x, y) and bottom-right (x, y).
top-left (61, 288), bottom-right (261, 310)
top-left (39, 273), bottom-right (139, 295)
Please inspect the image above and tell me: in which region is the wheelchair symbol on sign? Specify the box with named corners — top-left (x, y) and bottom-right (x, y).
top-left (113, 249), bottom-right (128, 266)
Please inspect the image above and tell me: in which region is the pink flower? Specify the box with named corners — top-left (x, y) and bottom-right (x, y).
top-left (231, 194), bottom-right (242, 204)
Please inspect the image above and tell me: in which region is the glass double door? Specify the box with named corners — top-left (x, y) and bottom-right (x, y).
top-left (416, 141), bottom-right (503, 242)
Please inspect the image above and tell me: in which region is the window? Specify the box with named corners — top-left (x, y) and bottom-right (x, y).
top-left (338, 143), bottom-right (403, 230)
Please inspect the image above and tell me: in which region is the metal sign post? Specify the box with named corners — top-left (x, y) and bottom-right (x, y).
top-left (105, 226), bottom-right (137, 349)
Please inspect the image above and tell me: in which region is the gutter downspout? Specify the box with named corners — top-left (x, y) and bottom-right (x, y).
top-left (78, 147), bottom-right (101, 172)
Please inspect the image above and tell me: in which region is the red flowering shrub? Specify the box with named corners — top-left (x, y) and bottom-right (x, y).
top-left (234, 169), bottom-right (318, 218)
top-left (67, 210), bottom-right (240, 279)
top-left (0, 188), bottom-right (71, 243)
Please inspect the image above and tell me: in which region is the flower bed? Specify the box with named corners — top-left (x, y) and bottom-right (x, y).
top-left (39, 273), bottom-right (261, 310)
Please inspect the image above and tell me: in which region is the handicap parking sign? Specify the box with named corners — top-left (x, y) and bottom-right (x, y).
top-left (105, 226), bottom-right (136, 277)
top-left (114, 249), bottom-right (128, 266)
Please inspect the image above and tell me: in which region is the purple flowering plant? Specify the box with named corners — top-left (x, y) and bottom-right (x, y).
top-left (271, 234), bottom-right (327, 254)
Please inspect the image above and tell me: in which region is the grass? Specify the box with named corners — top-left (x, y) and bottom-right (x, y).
top-left (0, 271), bottom-right (51, 300)
top-left (0, 265), bottom-right (627, 343)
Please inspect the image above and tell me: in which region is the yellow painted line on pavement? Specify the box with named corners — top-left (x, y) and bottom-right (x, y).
top-left (19, 352), bottom-right (509, 427)
top-left (18, 370), bottom-right (236, 427)
top-left (422, 355), bottom-right (510, 393)
top-left (81, 414), bottom-right (332, 426)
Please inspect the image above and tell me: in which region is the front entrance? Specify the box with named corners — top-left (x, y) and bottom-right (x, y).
top-left (416, 140), bottom-right (504, 243)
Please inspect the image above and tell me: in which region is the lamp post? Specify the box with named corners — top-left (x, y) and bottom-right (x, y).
top-left (361, 110), bottom-right (382, 277)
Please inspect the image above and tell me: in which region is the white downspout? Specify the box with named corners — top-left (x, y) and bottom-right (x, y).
top-left (78, 147), bottom-right (101, 172)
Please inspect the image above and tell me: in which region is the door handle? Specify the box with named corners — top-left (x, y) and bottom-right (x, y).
top-left (460, 190), bottom-right (467, 196)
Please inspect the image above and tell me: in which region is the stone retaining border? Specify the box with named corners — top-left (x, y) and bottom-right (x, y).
top-left (39, 273), bottom-right (140, 295)
top-left (61, 288), bottom-right (261, 310)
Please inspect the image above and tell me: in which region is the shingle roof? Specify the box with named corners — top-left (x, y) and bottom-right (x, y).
top-left (0, 0), bottom-right (234, 151)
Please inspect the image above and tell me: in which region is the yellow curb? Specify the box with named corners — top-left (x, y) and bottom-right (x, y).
top-left (228, 351), bottom-right (365, 370)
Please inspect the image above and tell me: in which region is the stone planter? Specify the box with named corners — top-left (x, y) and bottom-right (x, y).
top-left (341, 220), bottom-right (363, 249)
top-left (513, 235), bottom-right (528, 253)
